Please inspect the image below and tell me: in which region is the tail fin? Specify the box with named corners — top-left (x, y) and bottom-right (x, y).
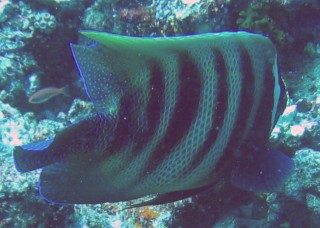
top-left (60, 85), bottom-right (70, 97)
top-left (231, 145), bottom-right (294, 192)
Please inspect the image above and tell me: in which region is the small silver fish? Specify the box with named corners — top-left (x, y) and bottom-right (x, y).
top-left (28, 86), bottom-right (69, 104)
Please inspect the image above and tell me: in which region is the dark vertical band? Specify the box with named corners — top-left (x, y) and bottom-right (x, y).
top-left (180, 48), bottom-right (229, 176)
top-left (107, 94), bottom-right (135, 155)
top-left (131, 59), bottom-right (166, 156)
top-left (247, 60), bottom-right (275, 143)
top-left (211, 45), bottom-right (256, 175)
top-left (141, 51), bottom-right (202, 176)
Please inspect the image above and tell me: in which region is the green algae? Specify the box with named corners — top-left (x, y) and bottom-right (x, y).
top-left (236, 1), bottom-right (288, 47)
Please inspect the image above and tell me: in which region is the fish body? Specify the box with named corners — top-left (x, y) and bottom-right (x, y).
top-left (28, 86), bottom-right (69, 104)
top-left (14, 32), bottom-right (293, 205)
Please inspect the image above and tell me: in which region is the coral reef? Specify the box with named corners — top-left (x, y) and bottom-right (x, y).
top-left (0, 101), bottom-right (36, 146)
top-left (0, 0), bottom-right (78, 112)
top-left (30, 11), bottom-right (57, 34)
top-left (235, 0), bottom-right (320, 53)
top-left (72, 202), bottom-right (173, 227)
top-left (285, 149), bottom-right (320, 202)
top-left (0, 155), bottom-right (77, 227)
top-left (265, 148), bottom-right (320, 227)
top-left (236, 1), bottom-right (288, 47)
top-left (66, 98), bottom-right (94, 123)
top-left (82, 0), bottom-right (118, 32)
top-left (152, 0), bottom-right (231, 35)
top-left (0, 51), bottom-right (39, 105)
top-left (81, 0), bottom-right (232, 36)
top-left (269, 58), bottom-right (320, 152)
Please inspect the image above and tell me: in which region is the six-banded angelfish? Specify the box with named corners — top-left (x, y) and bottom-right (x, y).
top-left (13, 31), bottom-right (294, 206)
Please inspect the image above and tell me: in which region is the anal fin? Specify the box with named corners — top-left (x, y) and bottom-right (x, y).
top-left (126, 185), bottom-right (212, 209)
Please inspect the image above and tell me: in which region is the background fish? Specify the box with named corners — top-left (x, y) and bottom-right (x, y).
top-left (14, 31), bottom-right (294, 206)
top-left (28, 85), bottom-right (69, 104)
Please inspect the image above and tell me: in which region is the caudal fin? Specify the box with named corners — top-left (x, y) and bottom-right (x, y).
top-left (60, 85), bottom-right (70, 97)
top-left (231, 146), bottom-right (294, 192)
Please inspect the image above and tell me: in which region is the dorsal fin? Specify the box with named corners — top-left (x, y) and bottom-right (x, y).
top-left (72, 31), bottom-right (271, 116)
top-left (80, 31), bottom-right (268, 57)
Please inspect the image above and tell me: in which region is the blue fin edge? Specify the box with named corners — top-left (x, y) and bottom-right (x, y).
top-left (14, 138), bottom-right (55, 173)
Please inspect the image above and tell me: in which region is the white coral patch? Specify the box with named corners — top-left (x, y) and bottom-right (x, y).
top-left (181, 0), bottom-right (201, 5)
top-left (2, 120), bottom-right (23, 146)
top-left (290, 125), bottom-right (305, 137)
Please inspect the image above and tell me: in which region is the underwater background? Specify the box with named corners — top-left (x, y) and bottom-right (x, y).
top-left (0, 0), bottom-right (320, 227)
